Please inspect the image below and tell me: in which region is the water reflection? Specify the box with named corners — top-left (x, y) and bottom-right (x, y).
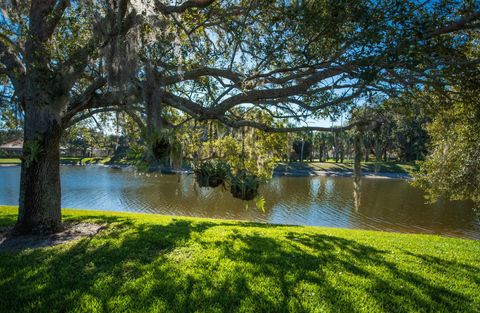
top-left (0, 166), bottom-right (478, 239)
top-left (353, 179), bottom-right (361, 212)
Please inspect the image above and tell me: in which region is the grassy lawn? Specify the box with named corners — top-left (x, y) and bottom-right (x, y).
top-left (278, 161), bottom-right (419, 174)
top-left (0, 206), bottom-right (479, 312)
top-left (0, 157), bottom-right (111, 165)
top-left (1, 158), bottom-right (416, 174)
top-left (0, 158), bottom-right (21, 164)
top-left (77, 157), bottom-right (111, 165)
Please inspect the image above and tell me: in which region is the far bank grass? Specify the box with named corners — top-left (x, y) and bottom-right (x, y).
top-left (0, 157), bottom-right (110, 165)
top-left (0, 206), bottom-right (478, 312)
top-left (278, 161), bottom-right (418, 174)
top-left (1, 157), bottom-right (417, 175)
top-left (0, 158), bottom-right (21, 164)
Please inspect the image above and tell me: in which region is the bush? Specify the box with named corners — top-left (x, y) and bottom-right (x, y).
top-left (229, 170), bottom-right (261, 200)
top-left (194, 160), bottom-right (230, 188)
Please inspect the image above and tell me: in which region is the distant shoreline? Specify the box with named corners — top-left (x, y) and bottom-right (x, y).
top-left (273, 168), bottom-right (410, 179)
top-left (1, 162), bottom-right (411, 179)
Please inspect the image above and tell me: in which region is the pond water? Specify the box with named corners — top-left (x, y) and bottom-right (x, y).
top-left (0, 165), bottom-right (479, 239)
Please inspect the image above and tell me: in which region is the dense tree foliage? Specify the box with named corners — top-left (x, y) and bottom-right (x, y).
top-left (413, 82), bottom-right (480, 205)
top-left (294, 103), bottom-right (429, 167)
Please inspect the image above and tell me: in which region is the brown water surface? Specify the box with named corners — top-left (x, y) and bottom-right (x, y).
top-left (0, 166), bottom-right (478, 239)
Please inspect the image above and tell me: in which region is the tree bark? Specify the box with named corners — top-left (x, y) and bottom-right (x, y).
top-left (340, 143), bottom-right (345, 163)
top-left (318, 144), bottom-right (324, 162)
top-left (14, 104), bottom-right (64, 234)
top-left (353, 134), bottom-right (362, 211)
top-left (300, 140), bottom-right (305, 162)
top-left (144, 66), bottom-right (172, 166)
top-left (373, 138), bottom-right (383, 174)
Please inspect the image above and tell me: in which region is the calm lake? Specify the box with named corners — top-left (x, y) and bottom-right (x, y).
top-left (1, 165), bottom-right (478, 239)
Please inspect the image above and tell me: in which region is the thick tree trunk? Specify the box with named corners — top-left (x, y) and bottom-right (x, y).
top-left (146, 98), bottom-right (172, 167)
top-left (144, 68), bottom-right (170, 166)
top-left (300, 140), bottom-right (305, 162)
top-left (14, 105), bottom-right (63, 234)
top-left (318, 144), bottom-right (324, 162)
top-left (373, 139), bottom-right (383, 174)
top-left (340, 144), bottom-right (345, 163)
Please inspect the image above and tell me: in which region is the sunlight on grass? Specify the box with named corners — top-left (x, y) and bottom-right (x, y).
top-left (0, 206), bottom-right (478, 312)
top-left (0, 157), bottom-right (112, 165)
top-left (278, 161), bottom-right (419, 174)
top-left (0, 158), bottom-right (21, 164)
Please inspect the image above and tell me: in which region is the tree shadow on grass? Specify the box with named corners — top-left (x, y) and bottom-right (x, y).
top-left (292, 233), bottom-right (479, 312)
top-left (369, 162), bottom-right (410, 173)
top-left (207, 231), bottom-right (478, 312)
top-left (0, 217), bottom-right (229, 312)
top-left (403, 250), bottom-right (480, 286)
top-left (0, 219), bottom-right (478, 312)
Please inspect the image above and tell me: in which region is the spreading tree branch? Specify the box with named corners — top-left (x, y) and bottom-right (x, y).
top-left (155, 0), bottom-right (215, 15)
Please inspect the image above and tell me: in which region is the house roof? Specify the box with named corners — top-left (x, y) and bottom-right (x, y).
top-left (0, 138), bottom-right (23, 149)
top-left (0, 138), bottom-right (69, 151)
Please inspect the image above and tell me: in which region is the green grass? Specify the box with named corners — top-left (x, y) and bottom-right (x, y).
top-left (1, 158), bottom-right (416, 174)
top-left (105, 156), bottom-right (142, 166)
top-left (59, 156), bottom-right (83, 164)
top-left (0, 206), bottom-right (479, 312)
top-left (0, 158), bottom-right (21, 164)
top-left (79, 157), bottom-right (111, 165)
top-left (0, 157), bottom-right (111, 165)
top-left (278, 161), bottom-right (419, 174)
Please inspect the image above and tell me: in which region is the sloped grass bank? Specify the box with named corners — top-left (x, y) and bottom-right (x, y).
top-left (0, 158), bottom-right (21, 164)
top-left (0, 206), bottom-right (478, 312)
top-left (0, 157), bottom-right (110, 165)
top-left (277, 161), bottom-right (418, 175)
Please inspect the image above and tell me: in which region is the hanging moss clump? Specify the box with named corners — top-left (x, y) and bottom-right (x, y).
top-left (229, 170), bottom-right (261, 201)
top-left (194, 161), bottom-right (230, 188)
top-left (152, 137), bottom-right (171, 159)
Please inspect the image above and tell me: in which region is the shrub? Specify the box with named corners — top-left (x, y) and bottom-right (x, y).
top-left (194, 160), bottom-right (230, 188)
top-left (229, 170), bottom-right (261, 200)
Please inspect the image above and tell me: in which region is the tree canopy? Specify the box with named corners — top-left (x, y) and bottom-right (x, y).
top-left (2, 1), bottom-right (479, 131)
